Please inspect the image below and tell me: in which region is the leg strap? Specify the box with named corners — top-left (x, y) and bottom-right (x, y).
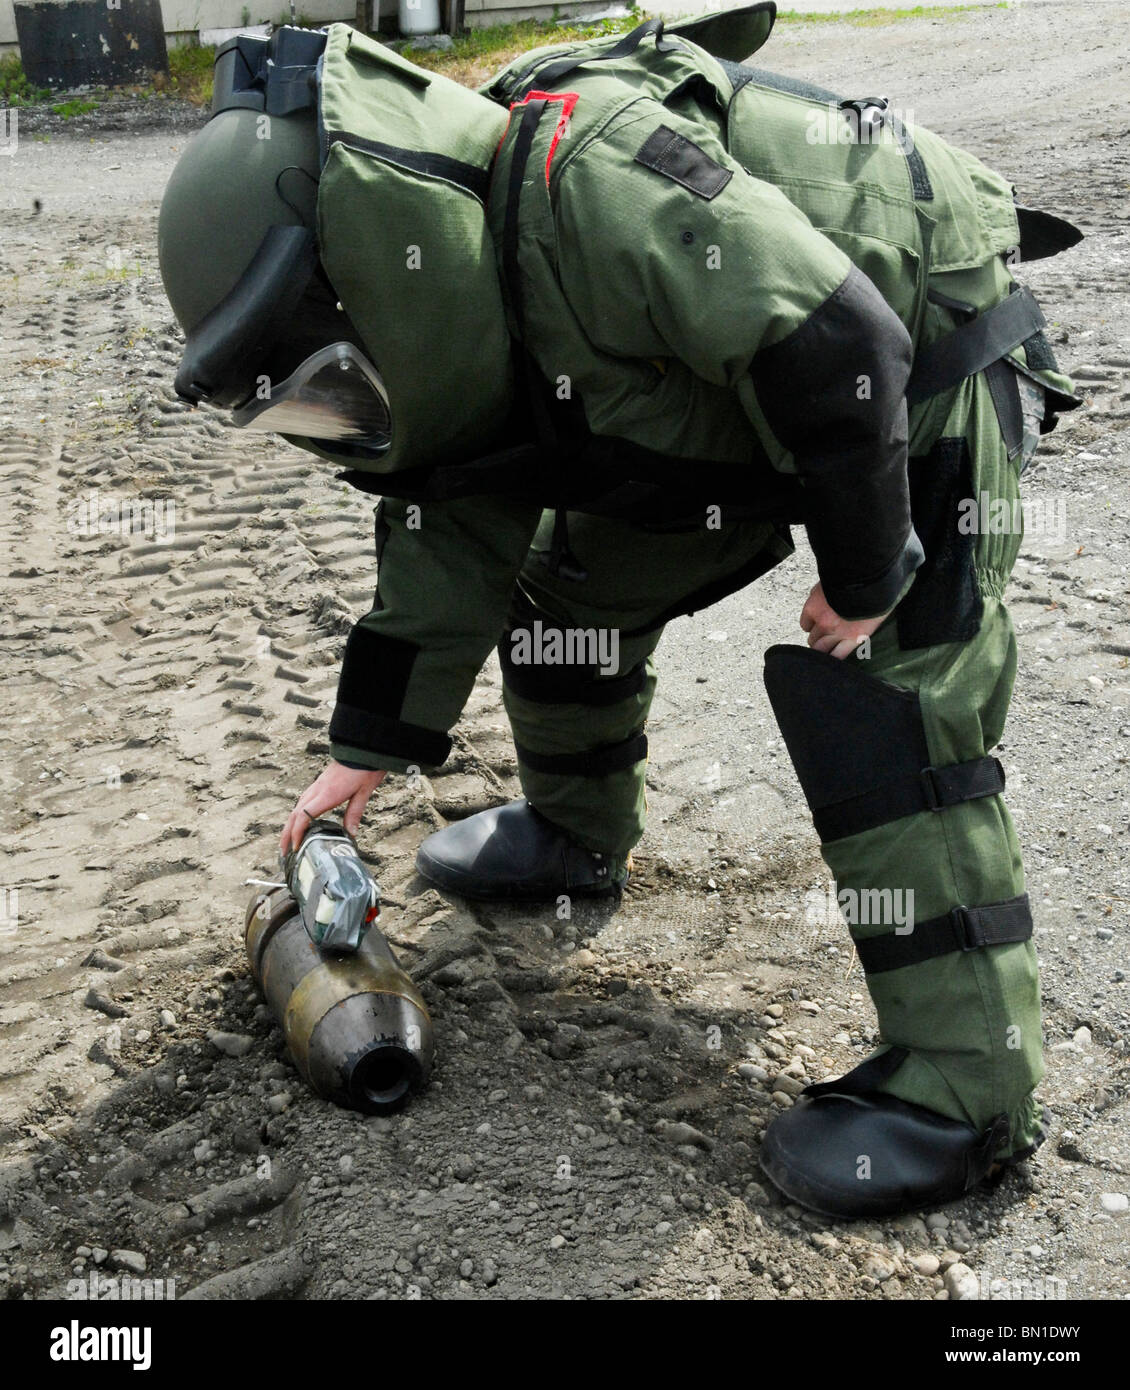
top-left (906, 286), bottom-right (1045, 405)
top-left (514, 731), bottom-right (647, 777)
top-left (502, 648), bottom-right (647, 706)
top-left (856, 892), bottom-right (1033, 975)
top-left (815, 754), bottom-right (1005, 842)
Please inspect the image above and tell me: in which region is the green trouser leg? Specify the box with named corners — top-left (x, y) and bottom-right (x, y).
top-left (818, 371), bottom-right (1045, 1160)
top-left (505, 508), bottom-right (791, 867)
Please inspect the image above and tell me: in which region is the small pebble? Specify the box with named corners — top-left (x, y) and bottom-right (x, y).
top-left (660, 1121), bottom-right (713, 1149)
top-left (109, 1249), bottom-right (147, 1275)
top-left (1100, 1192), bottom-right (1128, 1214)
top-left (208, 1030), bottom-right (254, 1058)
top-left (862, 1252), bottom-right (897, 1282)
top-left (943, 1262), bottom-right (979, 1301)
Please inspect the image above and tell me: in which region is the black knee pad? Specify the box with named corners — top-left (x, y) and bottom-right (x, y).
top-left (500, 588), bottom-right (645, 708)
top-left (763, 644), bottom-right (1005, 843)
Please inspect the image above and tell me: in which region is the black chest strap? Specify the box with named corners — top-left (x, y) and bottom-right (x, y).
top-left (515, 19), bottom-right (680, 96)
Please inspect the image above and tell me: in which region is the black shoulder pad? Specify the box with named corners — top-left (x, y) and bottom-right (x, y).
top-left (635, 125), bottom-right (733, 200)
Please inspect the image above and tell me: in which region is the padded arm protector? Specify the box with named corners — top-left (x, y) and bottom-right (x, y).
top-left (750, 267), bottom-right (924, 619)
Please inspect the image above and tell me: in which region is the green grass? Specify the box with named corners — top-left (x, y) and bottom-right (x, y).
top-left (166, 43), bottom-right (217, 106)
top-left (776, 3), bottom-right (1007, 26)
top-left (50, 98), bottom-right (100, 118)
top-left (0, 53), bottom-right (49, 106)
top-left (0, 44), bottom-right (216, 108)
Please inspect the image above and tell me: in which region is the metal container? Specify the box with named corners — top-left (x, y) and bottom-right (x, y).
top-left (245, 886), bottom-right (432, 1113)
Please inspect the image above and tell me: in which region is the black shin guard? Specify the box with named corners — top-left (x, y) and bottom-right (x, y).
top-left (763, 644), bottom-right (1005, 844)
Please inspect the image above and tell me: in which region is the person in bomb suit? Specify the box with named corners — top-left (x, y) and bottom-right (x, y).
top-left (157, 6), bottom-right (1082, 1217)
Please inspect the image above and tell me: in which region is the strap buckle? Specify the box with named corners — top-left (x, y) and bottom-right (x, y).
top-left (920, 765), bottom-right (946, 811)
top-left (839, 96), bottom-right (889, 139)
top-left (950, 905), bottom-right (984, 952)
top-left (921, 757), bottom-right (1005, 812)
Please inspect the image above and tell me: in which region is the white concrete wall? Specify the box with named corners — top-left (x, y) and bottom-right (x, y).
top-left (0, 0), bottom-right (392, 53)
top-left (463, 0), bottom-right (619, 25)
top-left (0, 0), bottom-right (613, 52)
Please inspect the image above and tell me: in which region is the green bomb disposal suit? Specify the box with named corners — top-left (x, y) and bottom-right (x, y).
top-left (158, 6), bottom-right (1083, 1218)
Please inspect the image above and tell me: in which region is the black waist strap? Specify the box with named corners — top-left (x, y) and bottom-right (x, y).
top-left (855, 893), bottom-right (1033, 975)
top-left (515, 732), bottom-right (648, 777)
top-left (813, 754), bottom-right (1005, 842)
top-left (907, 287), bottom-right (1046, 405)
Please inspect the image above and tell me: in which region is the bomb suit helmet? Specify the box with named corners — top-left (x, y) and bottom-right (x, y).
top-left (157, 28), bottom-right (392, 456)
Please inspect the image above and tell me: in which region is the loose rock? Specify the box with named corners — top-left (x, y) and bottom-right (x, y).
top-left (208, 1031), bottom-right (254, 1058)
top-left (943, 1263), bottom-right (980, 1301)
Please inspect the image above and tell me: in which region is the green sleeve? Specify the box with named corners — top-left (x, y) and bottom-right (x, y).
top-left (555, 104), bottom-right (922, 620)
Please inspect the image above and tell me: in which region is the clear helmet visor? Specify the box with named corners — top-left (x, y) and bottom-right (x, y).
top-left (232, 341), bottom-right (391, 453)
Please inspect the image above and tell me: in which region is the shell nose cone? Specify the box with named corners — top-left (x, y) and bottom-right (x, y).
top-left (349, 1043), bottom-right (425, 1113)
top-left (307, 990), bottom-right (433, 1114)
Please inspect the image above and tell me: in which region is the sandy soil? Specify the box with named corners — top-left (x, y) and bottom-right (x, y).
top-left (0, 0), bottom-right (1127, 1301)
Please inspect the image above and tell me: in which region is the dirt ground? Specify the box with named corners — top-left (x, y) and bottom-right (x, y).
top-left (1, 0), bottom-right (1127, 1302)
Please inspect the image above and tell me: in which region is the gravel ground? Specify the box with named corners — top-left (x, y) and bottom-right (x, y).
top-left (0, 0), bottom-right (1127, 1302)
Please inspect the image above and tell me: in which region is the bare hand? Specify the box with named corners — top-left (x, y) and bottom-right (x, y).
top-left (799, 582), bottom-right (891, 660)
top-left (280, 761), bottom-right (386, 855)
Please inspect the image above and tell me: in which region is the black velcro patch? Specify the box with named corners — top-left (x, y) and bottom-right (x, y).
top-left (634, 125), bottom-right (732, 200)
top-left (337, 623), bottom-right (420, 718)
